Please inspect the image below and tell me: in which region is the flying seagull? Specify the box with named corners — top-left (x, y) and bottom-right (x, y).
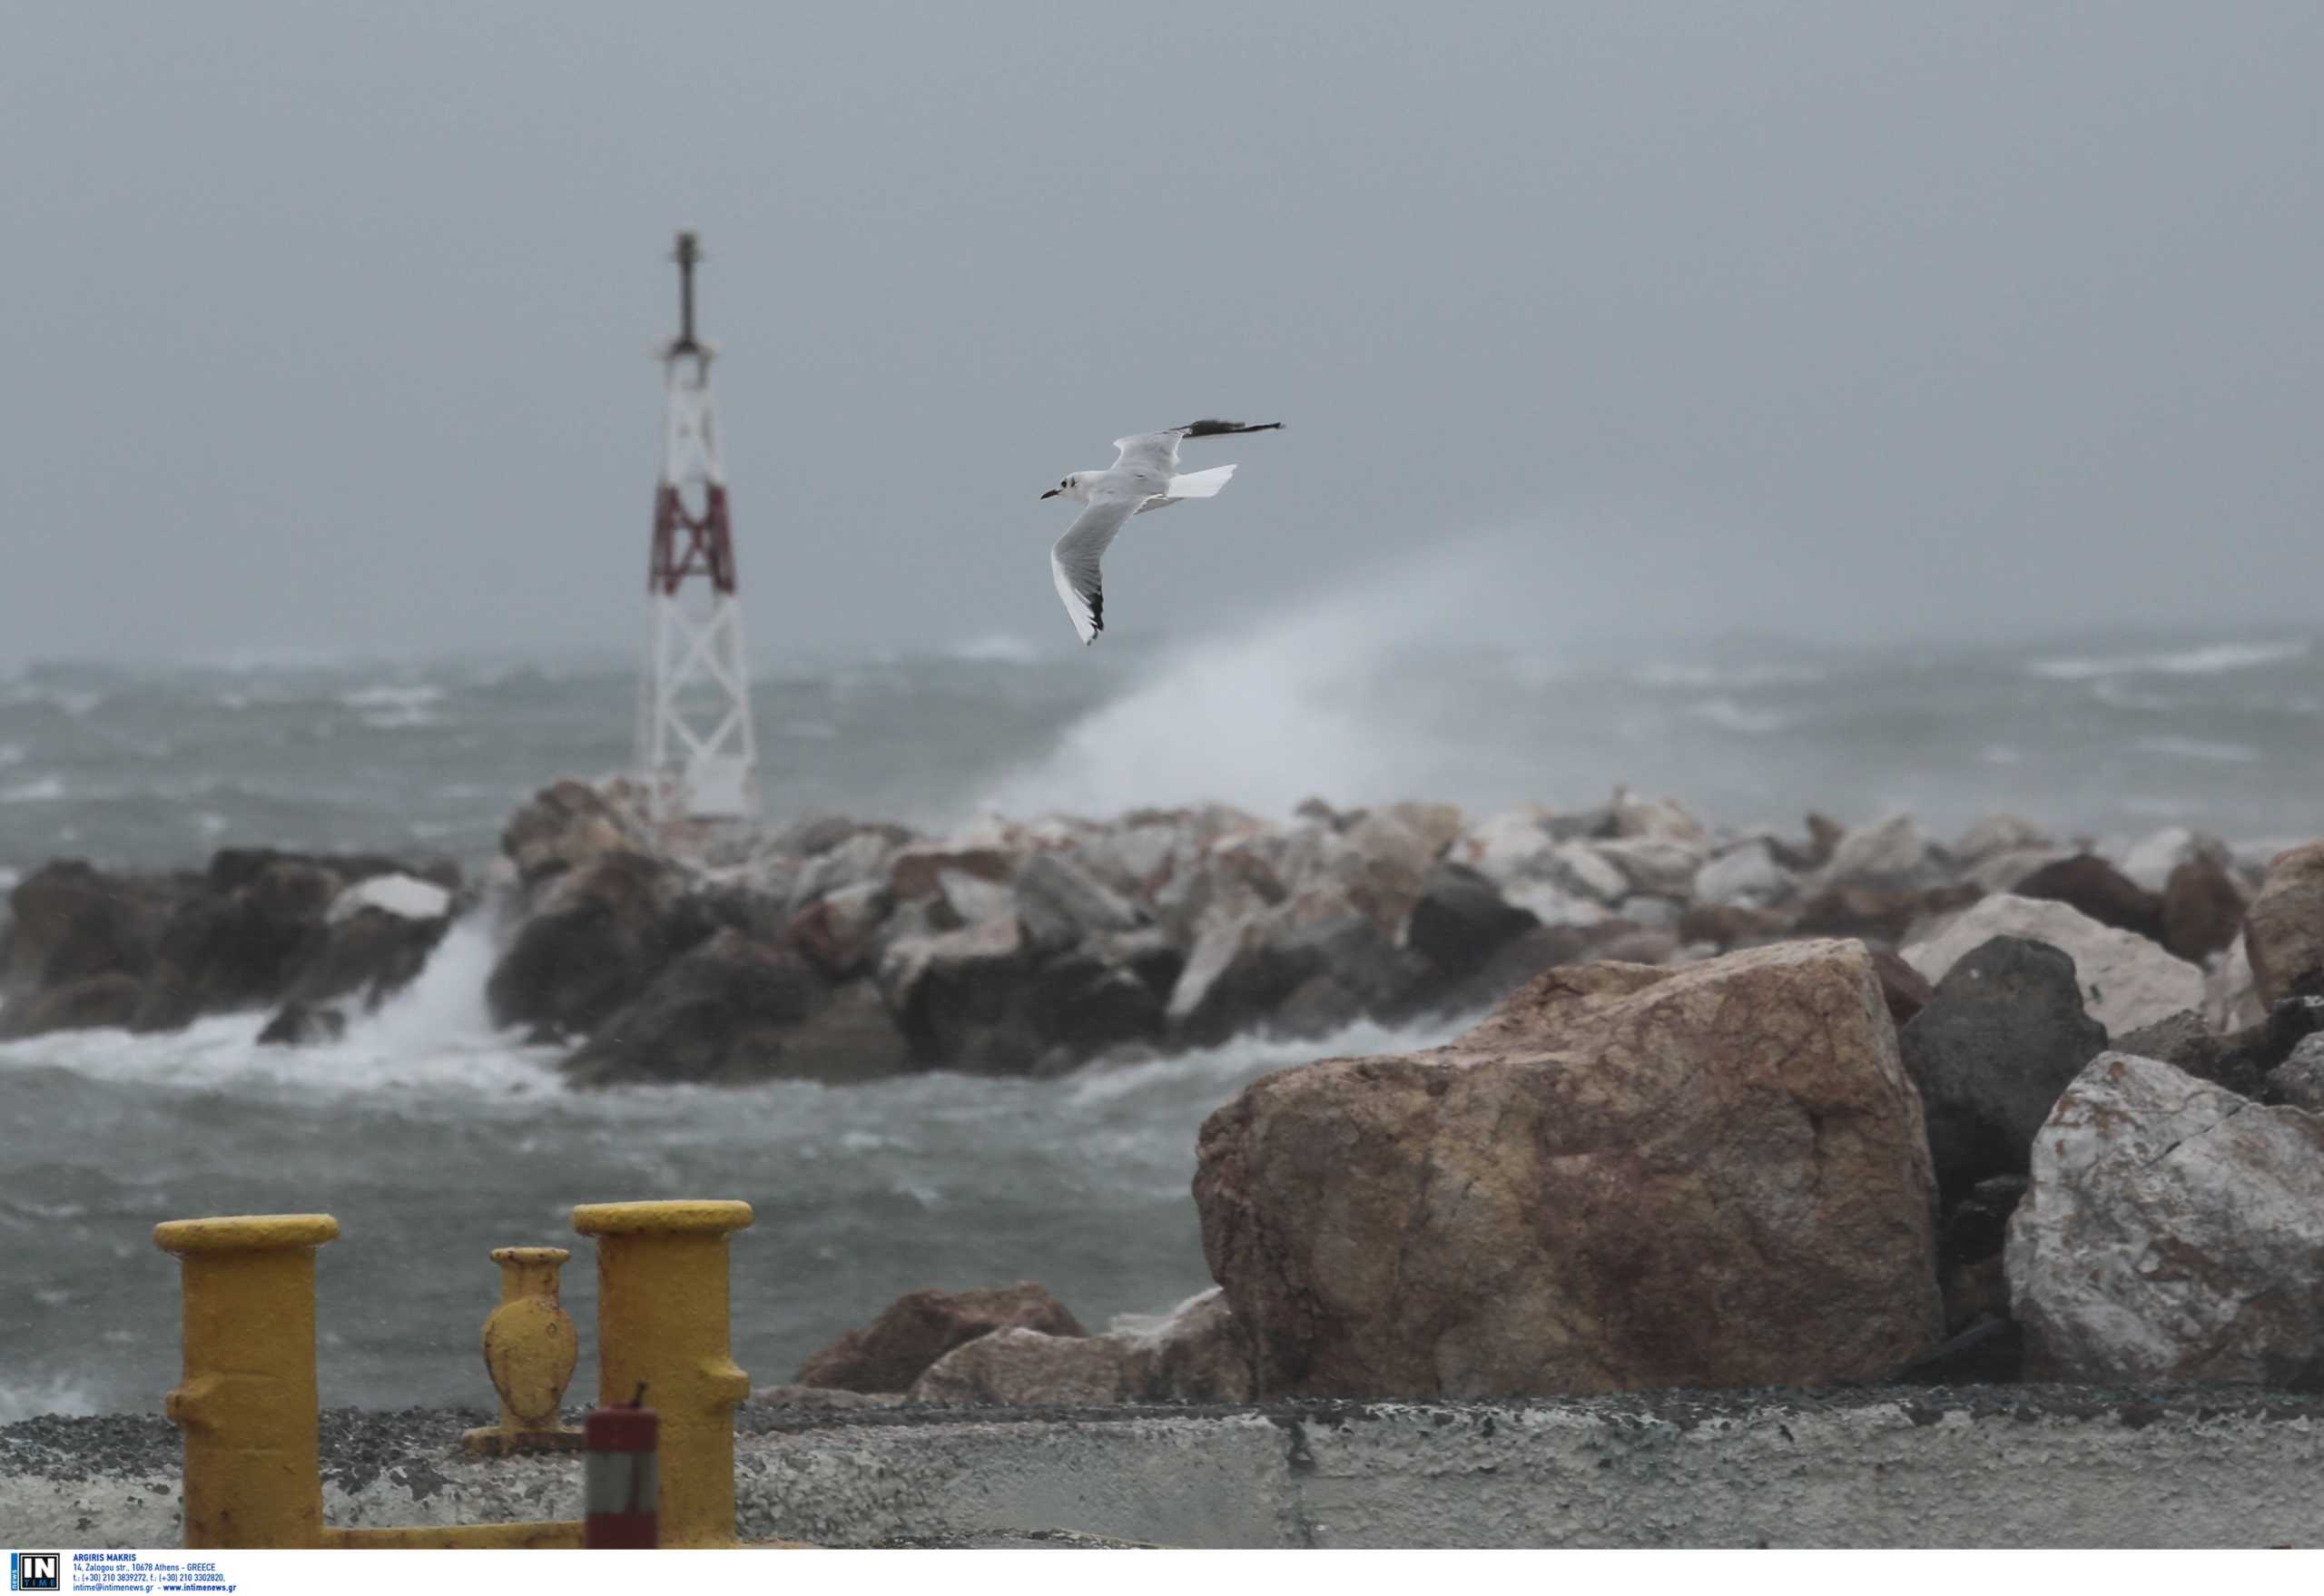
top-left (1040, 419), bottom-right (1283, 645)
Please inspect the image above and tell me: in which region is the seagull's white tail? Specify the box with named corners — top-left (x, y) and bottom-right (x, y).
top-left (1165, 464), bottom-right (1237, 498)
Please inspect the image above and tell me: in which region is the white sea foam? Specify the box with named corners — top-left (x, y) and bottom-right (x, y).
top-left (1632, 661), bottom-right (1828, 688)
top-left (0, 741), bottom-right (24, 767)
top-left (341, 682), bottom-right (444, 729)
top-left (4, 686), bottom-right (104, 716)
top-left (1, 774), bottom-right (67, 803)
top-left (1687, 697), bottom-right (1791, 734)
top-left (2089, 678), bottom-right (2179, 712)
top-left (2026, 638), bottom-right (2310, 680)
top-left (948, 631), bottom-right (1043, 665)
top-left (0, 1372), bottom-right (98, 1423)
top-left (0, 915), bottom-right (559, 1104)
top-left (342, 683), bottom-right (445, 710)
top-left (1063, 1013), bottom-right (1466, 1112)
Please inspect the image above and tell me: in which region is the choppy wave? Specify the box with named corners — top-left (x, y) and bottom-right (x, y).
top-left (2132, 734), bottom-right (2261, 764)
top-left (947, 632), bottom-right (1044, 665)
top-left (1631, 661), bottom-right (1830, 688)
top-left (341, 682), bottom-right (445, 729)
top-left (0, 917), bottom-right (553, 1104)
top-left (0, 907), bottom-right (1467, 1413)
top-left (1687, 697), bottom-right (1792, 734)
top-left (2026, 638), bottom-right (2310, 680)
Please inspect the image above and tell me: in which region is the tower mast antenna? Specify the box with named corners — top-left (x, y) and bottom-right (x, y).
top-left (635, 230), bottom-right (758, 820)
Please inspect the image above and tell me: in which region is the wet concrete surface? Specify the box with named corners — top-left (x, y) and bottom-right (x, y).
top-left (8, 1385), bottom-right (2324, 1548)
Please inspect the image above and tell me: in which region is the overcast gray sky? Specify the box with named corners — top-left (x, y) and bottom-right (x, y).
top-left (3, 4), bottom-right (2319, 665)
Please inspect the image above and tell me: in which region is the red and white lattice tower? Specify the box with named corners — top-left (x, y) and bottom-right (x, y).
top-left (635, 231), bottom-right (758, 819)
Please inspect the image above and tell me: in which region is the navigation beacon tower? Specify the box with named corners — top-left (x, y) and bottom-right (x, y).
top-left (635, 231), bottom-right (758, 819)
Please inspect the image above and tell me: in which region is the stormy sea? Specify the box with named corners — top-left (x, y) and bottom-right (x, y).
top-left (3, 610), bottom-right (2319, 1420)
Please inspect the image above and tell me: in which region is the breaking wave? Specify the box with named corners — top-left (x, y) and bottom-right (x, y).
top-left (2026, 638), bottom-right (2310, 680)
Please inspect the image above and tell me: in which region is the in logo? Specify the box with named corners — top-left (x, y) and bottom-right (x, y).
top-left (8, 1553), bottom-right (60, 1593)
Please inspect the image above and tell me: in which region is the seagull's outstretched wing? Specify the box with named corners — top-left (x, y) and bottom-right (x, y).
top-left (1109, 419), bottom-right (1282, 478)
top-left (1049, 489), bottom-right (1144, 645)
top-left (1108, 430), bottom-right (1186, 480)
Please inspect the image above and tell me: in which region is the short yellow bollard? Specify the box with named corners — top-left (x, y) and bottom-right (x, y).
top-left (462, 1246), bottom-right (584, 1457)
top-left (153, 1214), bottom-right (339, 1550)
top-left (571, 1199), bottom-right (753, 1548)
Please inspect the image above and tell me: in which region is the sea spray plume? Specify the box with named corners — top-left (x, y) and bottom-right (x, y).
top-left (1039, 420), bottom-right (1283, 645)
top-left (975, 531), bottom-right (1606, 823)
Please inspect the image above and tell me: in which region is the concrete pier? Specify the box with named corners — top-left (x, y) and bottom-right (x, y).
top-left (5, 1386), bottom-right (2320, 1549)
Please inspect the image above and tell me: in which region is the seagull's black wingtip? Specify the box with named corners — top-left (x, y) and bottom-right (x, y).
top-left (1179, 419), bottom-right (1285, 438)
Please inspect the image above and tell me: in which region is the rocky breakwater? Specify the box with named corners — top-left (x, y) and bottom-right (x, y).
top-left (477, 781), bottom-right (2073, 1089)
top-left (0, 849), bottom-right (463, 1045)
top-left (481, 780), bottom-right (1728, 1087)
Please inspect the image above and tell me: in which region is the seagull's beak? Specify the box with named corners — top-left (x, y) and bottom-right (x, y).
top-left (1039, 488), bottom-right (1059, 499)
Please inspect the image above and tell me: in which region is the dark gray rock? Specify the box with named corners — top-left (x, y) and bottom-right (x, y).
top-left (1405, 862), bottom-right (1538, 973)
top-left (131, 852), bottom-right (459, 1032)
top-left (878, 918), bottom-right (1039, 1071)
top-left (257, 1000), bottom-right (349, 1047)
top-left (1027, 953), bottom-right (1165, 1056)
top-left (2267, 1034), bottom-right (2324, 1113)
top-left (1268, 973), bottom-right (1366, 1039)
top-left (560, 928), bottom-right (832, 1087)
top-left (1167, 916), bottom-right (1333, 1049)
top-left (3, 971), bottom-right (144, 1038)
top-left (2112, 1008), bottom-right (2220, 1073)
top-left (2, 862), bottom-right (186, 1011)
top-left (1941, 1174), bottom-right (2029, 1269)
top-left (1273, 913), bottom-right (1427, 1014)
top-left (1871, 947), bottom-right (1935, 1029)
top-left (2011, 854), bottom-right (2163, 942)
top-left (1898, 936), bottom-right (2108, 1203)
top-left (2118, 998), bottom-right (2324, 1101)
top-left (2161, 856), bottom-right (2245, 963)
top-left (767, 979), bottom-right (915, 1084)
top-left (486, 851), bottom-right (692, 1039)
top-left (1421, 921), bottom-right (1604, 1020)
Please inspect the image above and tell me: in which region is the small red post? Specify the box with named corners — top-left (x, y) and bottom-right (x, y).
top-left (584, 1403), bottom-right (659, 1549)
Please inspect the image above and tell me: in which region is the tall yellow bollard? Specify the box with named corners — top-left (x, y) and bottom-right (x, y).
top-left (571, 1199), bottom-right (753, 1548)
top-left (153, 1214), bottom-right (339, 1550)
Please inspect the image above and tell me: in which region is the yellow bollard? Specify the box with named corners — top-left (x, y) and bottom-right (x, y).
top-left (462, 1246), bottom-right (584, 1457)
top-left (571, 1199), bottom-right (753, 1547)
top-left (153, 1214), bottom-right (339, 1550)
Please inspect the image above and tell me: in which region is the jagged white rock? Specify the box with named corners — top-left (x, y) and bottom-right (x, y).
top-left (1904, 893), bottom-right (2202, 1034)
top-left (2007, 1050), bottom-right (2324, 1383)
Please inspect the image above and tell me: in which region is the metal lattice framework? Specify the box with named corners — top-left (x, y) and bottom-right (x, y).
top-left (635, 232), bottom-right (758, 819)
